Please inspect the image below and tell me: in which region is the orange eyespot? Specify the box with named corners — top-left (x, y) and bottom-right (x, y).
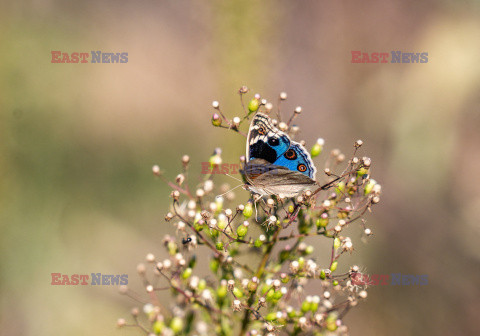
top-left (258, 126), bottom-right (266, 135)
top-left (298, 164), bottom-right (307, 172)
top-left (285, 149), bottom-right (297, 160)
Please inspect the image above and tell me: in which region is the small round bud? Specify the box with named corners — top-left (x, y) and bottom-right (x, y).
top-left (152, 165), bottom-right (161, 176)
top-left (239, 86), bottom-right (249, 94)
top-left (165, 212), bottom-right (174, 222)
top-left (196, 189), bottom-right (205, 198)
top-left (265, 102), bottom-right (273, 112)
top-left (362, 157), bottom-right (371, 167)
top-left (294, 106), bottom-right (302, 114)
top-left (290, 260), bottom-right (300, 273)
top-left (146, 285), bottom-right (153, 293)
top-left (171, 190), bottom-right (180, 201)
top-left (359, 290), bottom-right (368, 299)
top-left (211, 113), bottom-right (221, 126)
top-left (355, 139), bottom-right (363, 148)
top-left (364, 228), bottom-right (372, 236)
top-left (181, 155), bottom-right (190, 164)
top-left (232, 117), bottom-right (241, 128)
top-left (146, 253), bottom-right (155, 263)
top-left (117, 318), bottom-right (126, 327)
top-left (212, 101), bottom-right (219, 109)
top-left (279, 92), bottom-right (287, 100)
top-left (268, 215), bottom-right (277, 225)
top-left (137, 263), bottom-right (146, 275)
top-left (175, 174), bottom-right (185, 185)
top-left (278, 122), bottom-right (288, 131)
top-left (232, 299), bottom-right (242, 311)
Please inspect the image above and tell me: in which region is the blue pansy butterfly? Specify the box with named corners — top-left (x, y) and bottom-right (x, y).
top-left (242, 113), bottom-right (318, 197)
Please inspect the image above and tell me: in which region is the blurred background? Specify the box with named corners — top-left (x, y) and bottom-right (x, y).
top-left (1, 0), bottom-right (480, 335)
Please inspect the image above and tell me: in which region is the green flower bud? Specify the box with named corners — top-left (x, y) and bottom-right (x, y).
top-left (330, 261), bottom-right (338, 272)
top-left (254, 238), bottom-right (263, 248)
top-left (301, 300), bottom-right (311, 313)
top-left (298, 257), bottom-right (305, 269)
top-left (198, 279), bottom-right (207, 291)
top-left (266, 288), bottom-right (275, 300)
top-left (217, 219), bottom-right (227, 230)
top-left (335, 181), bottom-right (346, 194)
top-left (181, 267), bottom-right (192, 279)
top-left (326, 313), bottom-right (338, 331)
top-left (170, 316), bottom-right (184, 333)
top-left (320, 269), bottom-right (326, 280)
top-left (152, 320), bottom-right (164, 334)
top-left (211, 113), bottom-right (222, 127)
top-left (248, 98), bottom-right (260, 113)
top-left (272, 290), bottom-right (283, 300)
top-left (310, 138), bottom-right (324, 157)
top-left (168, 241), bottom-right (177, 255)
top-left (316, 214), bottom-right (329, 228)
top-left (287, 309), bottom-right (297, 318)
top-left (236, 223), bottom-right (248, 237)
top-left (364, 179), bottom-right (376, 195)
top-left (305, 245), bottom-right (314, 255)
top-left (311, 143), bottom-right (322, 157)
top-left (210, 259), bottom-right (219, 273)
top-left (265, 312), bottom-right (277, 321)
top-left (233, 287), bottom-right (244, 298)
top-left (210, 228), bottom-right (219, 238)
top-left (217, 285), bottom-right (227, 299)
top-left (332, 280), bottom-right (339, 286)
top-left (243, 202), bottom-right (253, 218)
top-left (194, 221), bottom-right (204, 231)
top-left (333, 237), bottom-right (341, 250)
top-left (357, 167), bottom-right (369, 178)
top-left (288, 205), bottom-right (295, 213)
top-left (215, 241), bottom-right (224, 251)
top-left (247, 280), bottom-right (258, 292)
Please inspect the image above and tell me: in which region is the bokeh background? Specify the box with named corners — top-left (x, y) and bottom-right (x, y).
top-left (1, 1), bottom-right (480, 335)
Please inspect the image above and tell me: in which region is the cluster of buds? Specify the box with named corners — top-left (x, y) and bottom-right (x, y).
top-left (118, 88), bottom-right (381, 336)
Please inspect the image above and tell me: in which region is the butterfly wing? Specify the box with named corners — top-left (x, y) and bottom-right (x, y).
top-left (246, 113), bottom-right (316, 179)
top-left (246, 113), bottom-right (290, 163)
top-left (243, 159), bottom-right (317, 197)
top-left (271, 141), bottom-right (317, 179)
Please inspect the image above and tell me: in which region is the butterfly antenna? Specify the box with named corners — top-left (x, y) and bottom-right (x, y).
top-left (221, 173), bottom-right (244, 183)
top-left (215, 183), bottom-right (245, 199)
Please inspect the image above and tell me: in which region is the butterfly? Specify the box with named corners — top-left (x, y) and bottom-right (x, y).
top-left (242, 113), bottom-right (318, 198)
